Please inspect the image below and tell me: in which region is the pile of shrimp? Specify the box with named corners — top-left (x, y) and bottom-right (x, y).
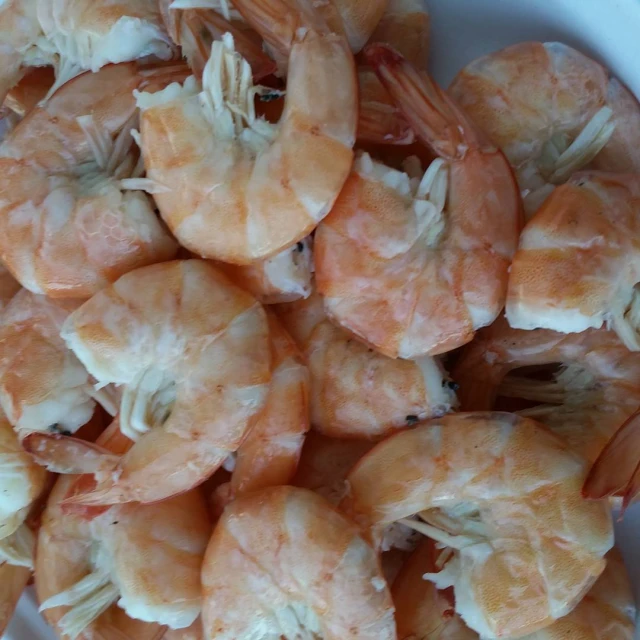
top-left (0, 0), bottom-right (639, 639)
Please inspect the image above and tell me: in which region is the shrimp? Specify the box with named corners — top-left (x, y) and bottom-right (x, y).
top-left (583, 409), bottom-right (640, 511)
top-left (36, 0), bottom-right (174, 98)
top-left (58, 260), bottom-right (272, 504)
top-left (392, 543), bottom-right (635, 640)
top-left (217, 237), bottom-right (314, 304)
top-left (314, 45), bottom-right (521, 359)
top-left (0, 290), bottom-right (117, 437)
top-left (451, 317), bottom-right (640, 465)
top-left (158, 0), bottom-right (276, 80)
top-left (35, 421), bottom-right (211, 640)
top-left (0, 62), bottom-right (180, 299)
top-left (341, 412), bottom-right (613, 638)
top-left (212, 312), bottom-right (309, 508)
top-left (449, 42), bottom-right (640, 216)
top-left (201, 486), bottom-right (396, 640)
top-left (135, 1), bottom-right (357, 264)
top-left (504, 173), bottom-right (640, 349)
top-left (0, 409), bottom-right (47, 636)
top-left (275, 289), bottom-right (457, 438)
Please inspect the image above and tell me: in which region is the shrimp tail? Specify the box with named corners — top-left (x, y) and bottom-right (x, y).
top-left (358, 101), bottom-right (415, 145)
top-left (182, 9), bottom-right (277, 80)
top-left (22, 433), bottom-right (121, 476)
top-left (364, 42), bottom-right (488, 159)
top-left (583, 408), bottom-right (640, 513)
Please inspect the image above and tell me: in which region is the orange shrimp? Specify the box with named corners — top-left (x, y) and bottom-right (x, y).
top-left (213, 313), bottom-right (309, 508)
top-left (341, 413), bottom-right (613, 638)
top-left (451, 317), bottom-right (640, 465)
top-left (275, 289), bottom-right (457, 438)
top-left (314, 44), bottom-right (521, 359)
top-left (505, 172), bottom-right (640, 351)
top-left (0, 62), bottom-right (180, 298)
top-left (136, 1), bottom-right (357, 264)
top-left (59, 260), bottom-right (272, 504)
top-left (201, 486), bottom-right (396, 639)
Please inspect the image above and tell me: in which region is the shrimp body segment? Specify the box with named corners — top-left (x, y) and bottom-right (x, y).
top-left (0, 62), bottom-right (178, 298)
top-left (214, 313), bottom-right (309, 507)
top-left (449, 42), bottom-right (640, 216)
top-left (36, 425), bottom-right (211, 639)
top-left (505, 173), bottom-right (640, 349)
top-left (315, 44), bottom-right (521, 359)
top-left (452, 318), bottom-right (640, 464)
top-left (276, 290), bottom-right (456, 439)
top-left (136, 25), bottom-right (357, 264)
top-left (0, 290), bottom-right (111, 436)
top-left (201, 486), bottom-right (396, 640)
top-left (60, 260), bottom-right (272, 504)
top-left (342, 413), bottom-right (613, 639)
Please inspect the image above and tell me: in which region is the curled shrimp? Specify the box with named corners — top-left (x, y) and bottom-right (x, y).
top-left (217, 237), bottom-right (314, 304)
top-left (275, 289), bottom-right (457, 438)
top-left (213, 312), bottom-right (309, 508)
top-left (36, 0), bottom-right (174, 98)
top-left (34, 421), bottom-right (211, 640)
top-left (341, 412), bottom-right (613, 638)
top-left (505, 173), bottom-right (640, 349)
top-left (314, 44), bottom-right (521, 359)
top-left (451, 317), bottom-right (640, 464)
top-left (449, 42), bottom-right (640, 217)
top-left (201, 486), bottom-right (396, 640)
top-left (0, 290), bottom-right (117, 436)
top-left (136, 2), bottom-right (357, 264)
top-left (159, 0), bottom-right (276, 80)
top-left (0, 62), bottom-right (180, 298)
top-left (0, 410), bottom-right (47, 636)
top-left (59, 260), bottom-right (272, 504)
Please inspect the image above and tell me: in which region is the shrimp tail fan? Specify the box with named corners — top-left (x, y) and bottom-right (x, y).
top-left (583, 408), bottom-right (640, 513)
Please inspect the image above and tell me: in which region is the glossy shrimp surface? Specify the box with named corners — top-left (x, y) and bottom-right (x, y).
top-left (452, 317), bottom-right (640, 464)
top-left (276, 289), bottom-right (456, 438)
top-left (60, 260), bottom-right (272, 504)
top-left (342, 412), bottom-right (613, 638)
top-left (136, 1), bottom-right (357, 264)
top-left (0, 62), bottom-right (178, 298)
top-left (315, 44), bottom-right (521, 358)
top-left (213, 313), bottom-right (309, 508)
top-left (201, 486), bottom-right (396, 640)
top-left (0, 290), bottom-right (115, 436)
top-left (449, 42), bottom-right (640, 216)
top-left (35, 423), bottom-right (211, 639)
top-left (505, 173), bottom-right (640, 350)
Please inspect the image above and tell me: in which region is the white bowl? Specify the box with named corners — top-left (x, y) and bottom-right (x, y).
top-left (4, 0), bottom-right (640, 638)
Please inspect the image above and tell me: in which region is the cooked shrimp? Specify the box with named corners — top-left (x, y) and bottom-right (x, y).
top-left (583, 409), bottom-right (640, 511)
top-left (449, 42), bottom-right (640, 216)
top-left (35, 421), bottom-right (211, 640)
top-left (392, 544), bottom-right (635, 640)
top-left (0, 290), bottom-right (117, 436)
top-left (213, 313), bottom-right (309, 509)
top-left (59, 260), bottom-right (272, 504)
top-left (136, 2), bottom-right (357, 264)
top-left (159, 0), bottom-right (276, 80)
top-left (201, 486), bottom-right (396, 640)
top-left (0, 62), bottom-right (180, 298)
top-left (217, 237), bottom-right (313, 304)
top-left (451, 317), bottom-right (640, 464)
top-left (341, 412), bottom-right (613, 638)
top-left (505, 172), bottom-right (640, 348)
top-left (276, 289), bottom-right (456, 438)
top-left (315, 45), bottom-right (521, 359)
top-left (36, 0), bottom-right (174, 98)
